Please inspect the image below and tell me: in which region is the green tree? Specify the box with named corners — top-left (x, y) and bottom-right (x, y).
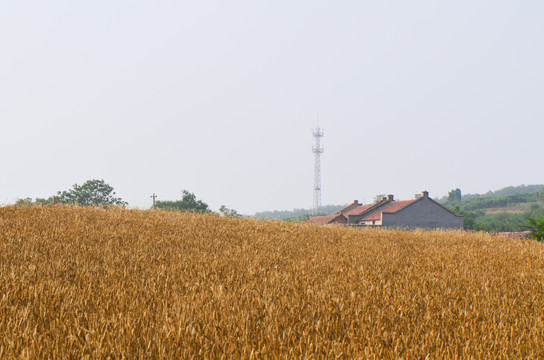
top-left (527, 217), bottom-right (544, 242)
top-left (14, 196), bottom-right (55, 207)
top-left (254, 204), bottom-right (345, 220)
top-left (445, 204), bottom-right (480, 230)
top-left (57, 179), bottom-right (127, 207)
top-left (36, 197), bottom-right (55, 205)
top-left (219, 205), bottom-right (242, 218)
top-left (447, 188), bottom-right (462, 202)
top-left (154, 190), bottom-right (210, 213)
top-left (283, 214), bottom-right (311, 223)
top-left (14, 198), bottom-right (33, 207)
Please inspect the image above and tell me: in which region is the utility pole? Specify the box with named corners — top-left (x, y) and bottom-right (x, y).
top-left (151, 193), bottom-right (157, 209)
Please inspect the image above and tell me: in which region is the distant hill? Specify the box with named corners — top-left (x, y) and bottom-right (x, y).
top-left (254, 204), bottom-right (346, 221)
top-left (448, 192), bottom-right (544, 213)
top-left (440, 185), bottom-right (544, 232)
top-left (439, 185), bottom-right (544, 211)
top-left (437, 184), bottom-right (544, 202)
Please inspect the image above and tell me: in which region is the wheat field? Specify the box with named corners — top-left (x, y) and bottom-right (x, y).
top-left (1, 206), bottom-right (544, 359)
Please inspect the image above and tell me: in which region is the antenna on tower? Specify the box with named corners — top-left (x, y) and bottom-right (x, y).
top-left (312, 127), bottom-right (324, 215)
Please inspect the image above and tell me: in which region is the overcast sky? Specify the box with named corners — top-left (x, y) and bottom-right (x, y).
top-left (1, 1), bottom-right (543, 214)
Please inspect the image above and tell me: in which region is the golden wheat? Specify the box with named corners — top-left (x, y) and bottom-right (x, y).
top-left (1, 206), bottom-right (544, 359)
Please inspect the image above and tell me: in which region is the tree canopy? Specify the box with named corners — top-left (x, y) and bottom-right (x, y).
top-left (219, 205), bottom-right (242, 218)
top-left (527, 217), bottom-right (544, 241)
top-left (154, 190), bottom-right (210, 213)
top-left (57, 179), bottom-right (127, 207)
top-left (14, 197), bottom-right (55, 207)
top-left (447, 188), bottom-right (462, 202)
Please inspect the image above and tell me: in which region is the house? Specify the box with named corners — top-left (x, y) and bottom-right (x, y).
top-left (306, 212), bottom-right (347, 225)
top-left (307, 191), bottom-right (463, 230)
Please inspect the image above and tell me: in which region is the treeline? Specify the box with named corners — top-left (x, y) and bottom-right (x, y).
top-left (13, 179), bottom-right (242, 218)
top-left (15, 179), bottom-right (126, 207)
top-left (438, 184), bottom-right (544, 202)
top-left (441, 185), bottom-right (544, 232)
top-left (154, 190), bottom-right (242, 218)
top-left (254, 204), bottom-right (346, 221)
top-left (460, 208), bottom-right (544, 232)
top-left (449, 192), bottom-right (544, 212)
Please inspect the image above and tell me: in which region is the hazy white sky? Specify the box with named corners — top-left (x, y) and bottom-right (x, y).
top-left (1, 1), bottom-right (543, 214)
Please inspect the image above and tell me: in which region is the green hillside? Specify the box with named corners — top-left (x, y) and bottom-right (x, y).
top-left (441, 185), bottom-right (544, 232)
top-left (438, 184), bottom-right (544, 202)
top-left (254, 204), bottom-right (346, 221)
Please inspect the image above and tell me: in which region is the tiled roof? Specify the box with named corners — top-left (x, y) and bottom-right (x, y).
top-left (338, 203), bottom-right (355, 213)
top-left (362, 213), bottom-right (381, 221)
top-left (344, 204), bottom-right (373, 216)
top-left (496, 231), bottom-right (531, 239)
top-left (382, 200), bottom-right (417, 214)
top-left (360, 200), bottom-right (418, 222)
top-left (338, 201), bottom-right (364, 215)
top-left (306, 213), bottom-right (345, 225)
top-left (306, 215), bottom-right (334, 224)
top-left (345, 198), bottom-right (393, 219)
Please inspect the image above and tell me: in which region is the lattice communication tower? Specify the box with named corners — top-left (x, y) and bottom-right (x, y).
top-left (312, 127), bottom-right (324, 214)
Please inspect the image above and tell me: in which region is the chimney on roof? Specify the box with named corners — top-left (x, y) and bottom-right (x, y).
top-left (387, 194), bottom-right (394, 201)
top-left (422, 191), bottom-right (429, 198)
top-left (353, 200), bottom-right (359, 205)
